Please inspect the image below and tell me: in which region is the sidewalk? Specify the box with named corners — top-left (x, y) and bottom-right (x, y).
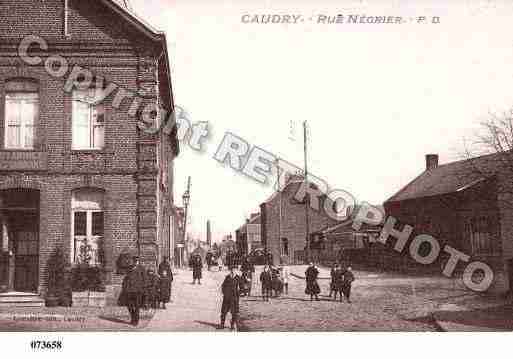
top-left (146, 268), bottom-right (228, 331)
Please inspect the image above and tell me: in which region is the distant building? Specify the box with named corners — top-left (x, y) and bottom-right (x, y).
top-left (235, 213), bottom-right (261, 256)
top-left (260, 175), bottom-right (338, 264)
top-left (385, 153), bottom-right (513, 293)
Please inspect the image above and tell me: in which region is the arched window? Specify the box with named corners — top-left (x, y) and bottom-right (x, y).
top-left (71, 188), bottom-right (105, 265)
top-left (4, 79), bottom-right (39, 150)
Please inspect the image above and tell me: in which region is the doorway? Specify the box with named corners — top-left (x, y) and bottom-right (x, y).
top-left (0, 189), bottom-right (40, 293)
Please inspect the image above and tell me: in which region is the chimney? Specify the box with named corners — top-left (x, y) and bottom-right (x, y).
top-left (425, 154), bottom-right (439, 171)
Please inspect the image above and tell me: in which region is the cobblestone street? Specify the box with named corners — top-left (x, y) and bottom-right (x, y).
top-left (239, 266), bottom-right (511, 331)
top-left (1, 265), bottom-right (511, 332)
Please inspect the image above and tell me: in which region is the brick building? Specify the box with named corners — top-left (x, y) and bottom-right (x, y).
top-left (0, 0), bottom-right (179, 298)
top-left (260, 176), bottom-right (338, 264)
top-left (384, 154), bottom-right (513, 292)
top-left (235, 212), bottom-right (261, 256)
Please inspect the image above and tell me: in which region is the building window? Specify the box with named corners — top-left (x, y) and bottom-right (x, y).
top-left (4, 80), bottom-right (39, 150)
top-left (467, 217), bottom-right (492, 254)
top-left (281, 238), bottom-right (289, 256)
top-left (72, 89), bottom-right (105, 150)
top-left (72, 189), bottom-right (105, 265)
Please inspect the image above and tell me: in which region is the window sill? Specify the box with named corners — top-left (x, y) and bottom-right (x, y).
top-left (1, 148), bottom-right (38, 152)
top-left (71, 149), bottom-right (105, 153)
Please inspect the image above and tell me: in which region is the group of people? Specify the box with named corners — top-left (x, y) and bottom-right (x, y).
top-left (259, 263), bottom-right (290, 301)
top-left (305, 262), bottom-right (355, 302)
top-left (119, 256), bottom-right (174, 326)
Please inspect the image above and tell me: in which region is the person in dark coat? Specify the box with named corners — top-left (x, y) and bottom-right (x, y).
top-left (332, 265), bottom-right (346, 302)
top-left (329, 263), bottom-right (337, 298)
top-left (270, 266), bottom-right (283, 297)
top-left (159, 269), bottom-right (173, 309)
top-left (259, 265), bottom-right (272, 301)
top-left (219, 266), bottom-right (241, 330)
top-left (206, 252), bottom-right (213, 271)
top-left (305, 262), bottom-right (321, 301)
top-left (145, 268), bottom-right (160, 309)
top-left (158, 257), bottom-right (172, 278)
top-left (342, 266), bottom-right (355, 303)
top-left (121, 256), bottom-right (147, 326)
top-left (192, 254), bottom-right (203, 284)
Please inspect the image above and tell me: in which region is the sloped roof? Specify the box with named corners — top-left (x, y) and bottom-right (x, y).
top-left (248, 213), bottom-right (261, 225)
top-left (386, 152), bottom-right (506, 203)
top-left (112, 0), bottom-right (131, 9)
top-left (101, 0), bottom-right (177, 153)
top-left (321, 204), bottom-right (384, 235)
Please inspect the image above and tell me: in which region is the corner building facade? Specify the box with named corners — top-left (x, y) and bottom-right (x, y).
top-left (0, 0), bottom-right (178, 298)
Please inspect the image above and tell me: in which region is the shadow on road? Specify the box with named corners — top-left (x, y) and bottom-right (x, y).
top-left (98, 315), bottom-right (131, 325)
top-left (434, 304), bottom-right (513, 330)
top-left (194, 320), bottom-right (220, 329)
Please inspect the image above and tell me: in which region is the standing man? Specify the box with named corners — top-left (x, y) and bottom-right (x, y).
top-left (206, 252), bottom-right (213, 271)
top-left (328, 263), bottom-right (337, 298)
top-left (259, 265), bottom-right (272, 301)
top-left (342, 266), bottom-right (355, 303)
top-left (122, 256), bottom-right (146, 326)
top-left (219, 266), bottom-right (241, 330)
top-left (192, 254), bottom-right (203, 284)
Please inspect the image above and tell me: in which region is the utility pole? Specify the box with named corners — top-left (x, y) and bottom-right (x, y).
top-left (303, 121), bottom-right (310, 263)
top-left (182, 176), bottom-right (191, 268)
top-left (276, 159), bottom-right (282, 261)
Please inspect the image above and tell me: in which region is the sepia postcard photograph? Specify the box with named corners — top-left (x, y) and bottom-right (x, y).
top-left (0, 0), bottom-right (513, 356)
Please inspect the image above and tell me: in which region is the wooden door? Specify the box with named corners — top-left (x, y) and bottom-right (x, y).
top-left (14, 230), bottom-right (39, 292)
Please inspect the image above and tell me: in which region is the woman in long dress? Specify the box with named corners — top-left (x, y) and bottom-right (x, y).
top-left (305, 262), bottom-right (320, 301)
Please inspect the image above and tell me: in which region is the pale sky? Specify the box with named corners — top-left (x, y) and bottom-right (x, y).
top-left (129, 0), bottom-right (513, 241)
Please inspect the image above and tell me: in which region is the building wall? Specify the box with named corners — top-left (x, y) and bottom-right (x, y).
top-left (384, 178), bottom-right (508, 291)
top-left (0, 0), bottom-right (176, 295)
top-left (262, 181), bottom-right (337, 264)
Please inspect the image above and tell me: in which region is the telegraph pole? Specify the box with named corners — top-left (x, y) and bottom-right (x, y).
top-left (182, 176), bottom-right (191, 268)
top-left (276, 159), bottom-right (282, 261)
top-left (303, 121), bottom-right (310, 263)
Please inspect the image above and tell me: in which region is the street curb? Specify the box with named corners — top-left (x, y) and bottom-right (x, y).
top-left (430, 313), bottom-right (447, 332)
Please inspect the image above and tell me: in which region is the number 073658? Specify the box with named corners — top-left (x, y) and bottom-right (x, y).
top-left (30, 340), bottom-right (63, 350)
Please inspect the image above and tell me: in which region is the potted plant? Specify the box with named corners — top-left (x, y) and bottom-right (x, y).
top-left (46, 249), bottom-right (68, 307)
top-left (71, 240), bottom-right (106, 307)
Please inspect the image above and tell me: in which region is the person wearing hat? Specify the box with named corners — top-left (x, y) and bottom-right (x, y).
top-left (121, 256), bottom-right (147, 326)
top-left (191, 254), bottom-right (203, 284)
top-left (219, 265), bottom-right (241, 330)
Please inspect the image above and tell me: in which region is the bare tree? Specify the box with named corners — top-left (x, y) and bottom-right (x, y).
top-left (461, 108), bottom-right (513, 208)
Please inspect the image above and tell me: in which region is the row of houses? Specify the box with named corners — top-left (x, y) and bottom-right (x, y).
top-left (236, 153), bottom-right (513, 293)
